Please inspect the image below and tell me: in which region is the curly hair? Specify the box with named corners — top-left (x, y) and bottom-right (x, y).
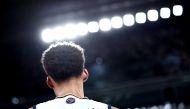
top-left (41, 42), bottom-right (85, 83)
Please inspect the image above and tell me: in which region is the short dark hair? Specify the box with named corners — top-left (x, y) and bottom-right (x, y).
top-left (41, 42), bottom-right (85, 83)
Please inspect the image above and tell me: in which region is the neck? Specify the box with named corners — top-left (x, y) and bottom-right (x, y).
top-left (54, 78), bottom-right (84, 98)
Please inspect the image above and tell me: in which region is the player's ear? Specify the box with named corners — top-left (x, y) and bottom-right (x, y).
top-left (82, 68), bottom-right (89, 82)
top-left (46, 76), bottom-right (55, 89)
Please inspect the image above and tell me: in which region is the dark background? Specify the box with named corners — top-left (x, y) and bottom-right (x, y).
top-left (0, 0), bottom-right (190, 108)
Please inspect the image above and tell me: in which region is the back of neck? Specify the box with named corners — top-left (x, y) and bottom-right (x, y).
top-left (54, 78), bottom-right (84, 98)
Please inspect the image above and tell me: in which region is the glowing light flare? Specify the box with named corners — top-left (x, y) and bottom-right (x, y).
top-left (87, 21), bottom-right (99, 33)
top-left (160, 7), bottom-right (171, 19)
top-left (147, 9), bottom-right (159, 21)
top-left (76, 22), bottom-right (88, 36)
top-left (41, 4), bottom-right (183, 43)
top-left (53, 26), bottom-right (65, 40)
top-left (123, 14), bottom-right (135, 26)
top-left (111, 16), bottom-right (123, 29)
top-left (41, 28), bottom-right (54, 43)
top-left (135, 12), bottom-right (146, 24)
top-left (173, 5), bottom-right (183, 16)
top-left (99, 18), bottom-right (111, 31)
top-left (63, 23), bottom-right (78, 39)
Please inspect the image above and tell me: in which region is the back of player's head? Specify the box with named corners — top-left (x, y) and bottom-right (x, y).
top-left (41, 41), bottom-right (85, 83)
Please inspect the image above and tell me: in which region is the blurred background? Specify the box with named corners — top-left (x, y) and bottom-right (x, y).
top-left (1, 0), bottom-right (190, 109)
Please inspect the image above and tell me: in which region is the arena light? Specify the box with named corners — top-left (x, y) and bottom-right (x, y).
top-left (160, 7), bottom-right (171, 19)
top-left (99, 18), bottom-right (111, 31)
top-left (135, 12), bottom-right (146, 24)
top-left (63, 23), bottom-right (78, 39)
top-left (111, 16), bottom-right (123, 29)
top-left (147, 9), bottom-right (159, 21)
top-left (123, 14), bottom-right (135, 26)
top-left (76, 22), bottom-right (88, 36)
top-left (41, 4), bottom-right (182, 43)
top-left (53, 26), bottom-right (65, 40)
top-left (173, 5), bottom-right (183, 16)
top-left (87, 21), bottom-right (99, 33)
top-left (41, 28), bottom-right (54, 43)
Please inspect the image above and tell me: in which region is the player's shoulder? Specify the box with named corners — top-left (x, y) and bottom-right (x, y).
top-left (83, 98), bottom-right (119, 109)
top-left (30, 95), bottom-right (119, 109)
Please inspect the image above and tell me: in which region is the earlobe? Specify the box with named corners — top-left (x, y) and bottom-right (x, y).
top-left (46, 76), bottom-right (54, 89)
top-left (83, 69), bottom-right (89, 82)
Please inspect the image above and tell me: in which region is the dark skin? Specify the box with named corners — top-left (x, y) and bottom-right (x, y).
top-left (29, 69), bottom-right (119, 109)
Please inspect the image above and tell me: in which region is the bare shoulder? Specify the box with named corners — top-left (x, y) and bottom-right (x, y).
top-left (112, 106), bottom-right (119, 109)
top-left (28, 107), bottom-right (32, 109)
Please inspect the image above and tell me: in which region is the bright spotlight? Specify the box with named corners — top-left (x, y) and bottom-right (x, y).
top-left (76, 22), bottom-right (88, 36)
top-left (123, 14), bottom-right (135, 26)
top-left (173, 5), bottom-right (183, 16)
top-left (53, 26), bottom-right (65, 40)
top-left (135, 12), bottom-right (146, 24)
top-left (160, 7), bottom-right (171, 19)
top-left (63, 23), bottom-right (78, 39)
top-left (87, 21), bottom-right (99, 33)
top-left (147, 9), bottom-right (159, 21)
top-left (41, 28), bottom-right (54, 43)
top-left (111, 16), bottom-right (123, 29)
top-left (99, 18), bottom-right (111, 31)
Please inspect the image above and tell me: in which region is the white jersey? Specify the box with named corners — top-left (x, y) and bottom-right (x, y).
top-left (32, 95), bottom-right (111, 109)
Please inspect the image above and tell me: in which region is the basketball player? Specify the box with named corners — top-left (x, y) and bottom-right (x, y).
top-left (29, 42), bottom-right (118, 109)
